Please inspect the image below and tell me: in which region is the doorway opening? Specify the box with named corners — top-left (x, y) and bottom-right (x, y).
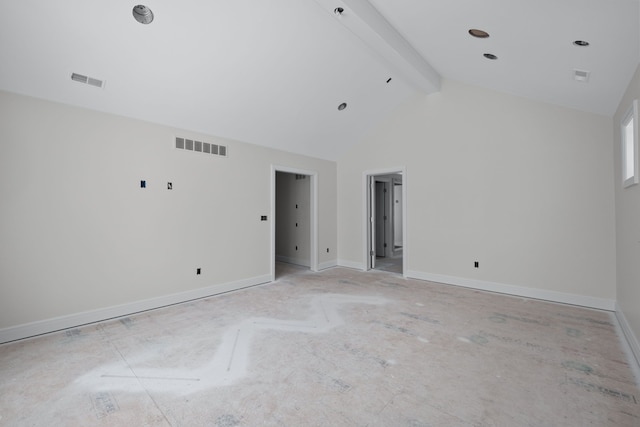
top-left (364, 169), bottom-right (406, 275)
top-left (271, 166), bottom-right (318, 281)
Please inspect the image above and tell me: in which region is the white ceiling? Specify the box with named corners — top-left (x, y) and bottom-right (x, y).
top-left (0, 0), bottom-right (638, 160)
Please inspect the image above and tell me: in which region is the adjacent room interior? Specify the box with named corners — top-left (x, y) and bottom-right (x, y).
top-left (1, 0), bottom-right (640, 425)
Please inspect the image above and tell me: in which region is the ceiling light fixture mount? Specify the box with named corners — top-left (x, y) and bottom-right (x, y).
top-left (483, 53), bottom-right (498, 60)
top-left (133, 5), bottom-right (154, 24)
top-left (573, 40), bottom-right (589, 47)
top-left (338, 102), bottom-right (347, 111)
top-left (469, 29), bottom-right (490, 38)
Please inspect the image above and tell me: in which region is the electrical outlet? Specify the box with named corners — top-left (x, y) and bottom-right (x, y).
top-left (327, 248), bottom-right (330, 253)
top-left (261, 215), bottom-right (267, 221)
top-left (196, 268), bottom-right (201, 275)
top-left (167, 182), bottom-right (173, 190)
top-left (474, 261), bottom-right (479, 268)
top-left (140, 180), bottom-right (146, 188)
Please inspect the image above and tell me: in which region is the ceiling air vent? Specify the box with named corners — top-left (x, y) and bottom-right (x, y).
top-left (573, 69), bottom-right (590, 83)
top-left (175, 137), bottom-right (227, 158)
top-left (71, 73), bottom-right (105, 88)
top-left (71, 73), bottom-right (88, 84)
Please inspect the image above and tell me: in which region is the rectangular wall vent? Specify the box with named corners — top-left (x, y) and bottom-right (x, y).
top-left (175, 137), bottom-right (227, 158)
top-left (71, 72), bottom-right (105, 88)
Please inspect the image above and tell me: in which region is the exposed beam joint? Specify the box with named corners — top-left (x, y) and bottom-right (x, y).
top-left (315, 0), bottom-right (441, 93)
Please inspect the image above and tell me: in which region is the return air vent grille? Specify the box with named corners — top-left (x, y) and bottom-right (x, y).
top-left (573, 69), bottom-right (590, 83)
top-left (175, 137), bottom-right (227, 158)
top-left (71, 73), bottom-right (105, 88)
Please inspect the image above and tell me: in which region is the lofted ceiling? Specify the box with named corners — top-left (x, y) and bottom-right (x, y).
top-left (0, 0), bottom-right (638, 160)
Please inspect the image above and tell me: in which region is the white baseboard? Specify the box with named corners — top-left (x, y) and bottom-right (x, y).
top-left (614, 303), bottom-right (640, 375)
top-left (0, 274), bottom-right (272, 344)
top-left (275, 255), bottom-right (310, 268)
top-left (317, 260), bottom-right (338, 271)
top-left (337, 259), bottom-right (366, 270)
top-left (406, 270), bottom-right (616, 311)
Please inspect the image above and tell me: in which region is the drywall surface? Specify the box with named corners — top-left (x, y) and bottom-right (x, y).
top-left (614, 64), bottom-right (640, 353)
top-left (275, 172), bottom-right (311, 266)
top-left (0, 90), bottom-right (336, 331)
top-left (337, 79), bottom-right (616, 301)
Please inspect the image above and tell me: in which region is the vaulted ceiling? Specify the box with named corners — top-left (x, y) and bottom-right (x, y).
top-left (1, 0), bottom-right (638, 160)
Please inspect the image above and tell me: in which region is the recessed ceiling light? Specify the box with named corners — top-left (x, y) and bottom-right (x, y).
top-left (483, 53), bottom-right (498, 60)
top-left (338, 102), bottom-right (347, 111)
top-left (573, 40), bottom-right (589, 47)
top-left (133, 5), bottom-right (154, 24)
top-left (469, 29), bottom-right (490, 38)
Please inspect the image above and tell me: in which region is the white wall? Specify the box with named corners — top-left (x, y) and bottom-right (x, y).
top-left (0, 90), bottom-right (336, 339)
top-left (337, 79), bottom-right (616, 307)
top-left (275, 172), bottom-right (311, 266)
top-left (614, 63), bottom-right (640, 363)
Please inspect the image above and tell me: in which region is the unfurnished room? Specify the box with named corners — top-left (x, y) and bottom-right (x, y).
top-left (1, 1), bottom-right (640, 426)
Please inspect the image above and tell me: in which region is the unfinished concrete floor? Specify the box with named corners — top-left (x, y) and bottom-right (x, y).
top-left (375, 255), bottom-right (403, 274)
top-left (1, 263), bottom-right (639, 426)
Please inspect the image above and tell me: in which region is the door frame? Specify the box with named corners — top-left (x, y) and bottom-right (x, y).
top-left (271, 165), bottom-right (318, 281)
top-left (363, 167), bottom-right (407, 276)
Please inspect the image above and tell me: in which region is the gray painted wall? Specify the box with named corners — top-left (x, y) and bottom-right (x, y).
top-left (614, 63), bottom-right (640, 362)
top-left (337, 79), bottom-right (616, 304)
top-left (0, 90), bottom-right (337, 334)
